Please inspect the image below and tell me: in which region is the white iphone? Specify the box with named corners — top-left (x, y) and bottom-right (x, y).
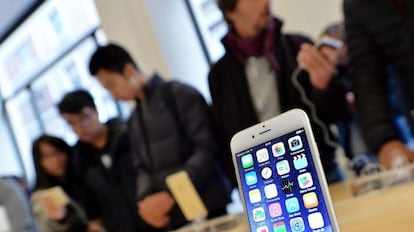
top-left (231, 109), bottom-right (339, 232)
top-left (166, 171), bottom-right (208, 221)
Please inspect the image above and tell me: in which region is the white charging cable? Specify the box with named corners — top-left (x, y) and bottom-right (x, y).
top-left (291, 67), bottom-right (340, 149)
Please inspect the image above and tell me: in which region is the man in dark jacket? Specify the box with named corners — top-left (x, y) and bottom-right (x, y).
top-left (344, 0), bottom-right (414, 169)
top-left (88, 44), bottom-right (230, 231)
top-left (210, 0), bottom-right (348, 184)
top-left (58, 90), bottom-right (139, 232)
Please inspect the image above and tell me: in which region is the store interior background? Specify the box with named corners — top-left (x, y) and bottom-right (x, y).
top-left (0, 0), bottom-right (343, 189)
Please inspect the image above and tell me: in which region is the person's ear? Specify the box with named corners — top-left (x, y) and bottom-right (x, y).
top-left (122, 63), bottom-right (137, 78)
top-left (226, 11), bottom-right (235, 23)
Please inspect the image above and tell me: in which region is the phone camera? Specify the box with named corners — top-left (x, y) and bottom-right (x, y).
top-left (291, 139), bottom-right (300, 147)
top-left (252, 135), bottom-right (255, 139)
top-left (262, 125), bottom-right (266, 128)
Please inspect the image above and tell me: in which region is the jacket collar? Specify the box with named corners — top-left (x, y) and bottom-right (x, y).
top-left (142, 73), bottom-right (164, 101)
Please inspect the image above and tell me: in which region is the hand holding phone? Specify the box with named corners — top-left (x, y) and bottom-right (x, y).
top-left (231, 109), bottom-right (340, 232)
top-left (297, 43), bottom-right (337, 90)
top-left (138, 191), bottom-right (174, 228)
top-left (31, 186), bottom-right (69, 220)
top-left (42, 197), bottom-right (67, 220)
top-left (31, 186), bottom-right (69, 207)
top-left (166, 171), bottom-right (208, 221)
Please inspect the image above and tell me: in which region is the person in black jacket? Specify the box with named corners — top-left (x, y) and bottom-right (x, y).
top-left (31, 135), bottom-right (88, 232)
top-left (58, 90), bottom-right (139, 232)
top-left (209, 0), bottom-right (348, 184)
top-left (344, 0), bottom-right (414, 169)
top-left (88, 44), bottom-right (231, 231)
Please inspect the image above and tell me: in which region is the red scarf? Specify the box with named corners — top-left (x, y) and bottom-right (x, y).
top-left (224, 18), bottom-right (279, 71)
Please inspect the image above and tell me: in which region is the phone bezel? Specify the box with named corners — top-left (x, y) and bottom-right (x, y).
top-left (230, 109), bottom-right (340, 231)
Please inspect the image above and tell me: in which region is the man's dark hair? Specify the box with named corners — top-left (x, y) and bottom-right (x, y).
top-left (217, 0), bottom-right (238, 24)
top-left (58, 89), bottom-right (96, 114)
top-left (89, 43), bottom-right (138, 76)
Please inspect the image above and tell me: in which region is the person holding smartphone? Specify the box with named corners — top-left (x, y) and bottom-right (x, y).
top-left (209, 0), bottom-right (348, 185)
top-left (31, 135), bottom-right (94, 232)
top-left (88, 44), bottom-right (231, 231)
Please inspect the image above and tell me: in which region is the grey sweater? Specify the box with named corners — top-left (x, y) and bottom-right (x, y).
top-left (0, 178), bottom-right (38, 232)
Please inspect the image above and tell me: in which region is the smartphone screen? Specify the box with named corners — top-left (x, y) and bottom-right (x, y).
top-left (235, 128), bottom-right (334, 232)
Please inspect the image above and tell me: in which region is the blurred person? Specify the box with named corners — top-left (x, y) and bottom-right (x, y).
top-left (344, 0), bottom-right (414, 169)
top-left (209, 0), bottom-right (348, 184)
top-left (31, 135), bottom-right (90, 232)
top-left (58, 90), bottom-right (139, 232)
top-left (319, 22), bottom-right (355, 161)
top-left (88, 44), bottom-right (231, 231)
top-left (321, 22), bottom-right (413, 174)
top-left (0, 176), bottom-right (38, 232)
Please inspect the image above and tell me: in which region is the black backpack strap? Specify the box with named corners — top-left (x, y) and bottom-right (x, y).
top-left (161, 81), bottom-right (187, 140)
top-left (163, 82), bottom-right (234, 194)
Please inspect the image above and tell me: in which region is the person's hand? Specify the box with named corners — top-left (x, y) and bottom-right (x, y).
top-left (378, 140), bottom-right (414, 169)
top-left (41, 197), bottom-right (66, 220)
top-left (87, 219), bottom-right (104, 232)
top-left (137, 191), bottom-right (175, 228)
top-left (297, 43), bottom-right (338, 90)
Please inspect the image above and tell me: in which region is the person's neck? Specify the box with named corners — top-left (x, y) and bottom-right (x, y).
top-left (134, 76), bottom-right (149, 102)
top-left (91, 125), bottom-right (109, 149)
top-left (135, 89), bottom-right (145, 102)
top-left (234, 25), bottom-right (261, 39)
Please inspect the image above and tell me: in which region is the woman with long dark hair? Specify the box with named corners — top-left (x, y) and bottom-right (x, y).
top-left (30, 135), bottom-right (96, 232)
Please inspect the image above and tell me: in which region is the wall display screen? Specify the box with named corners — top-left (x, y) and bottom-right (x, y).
top-left (5, 90), bottom-right (42, 186)
top-left (31, 71), bottom-right (77, 145)
top-left (0, 0), bottom-right (100, 98)
top-left (187, 0), bottom-right (227, 63)
top-left (0, 0), bottom-right (127, 186)
top-left (31, 38), bottom-right (120, 145)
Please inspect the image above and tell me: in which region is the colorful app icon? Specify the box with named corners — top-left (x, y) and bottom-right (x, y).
top-left (245, 171), bottom-right (258, 186)
top-left (303, 192), bottom-right (318, 209)
top-left (242, 154), bottom-right (254, 169)
top-left (285, 197), bottom-right (300, 213)
top-left (290, 217), bottom-right (305, 232)
top-left (273, 221), bottom-right (287, 232)
top-left (249, 189), bottom-right (261, 204)
top-left (281, 179), bottom-right (294, 194)
top-left (272, 142), bottom-right (285, 157)
top-left (264, 183), bottom-right (278, 199)
top-left (288, 136), bottom-right (303, 151)
top-left (252, 207), bottom-right (266, 222)
top-left (261, 166), bottom-right (273, 180)
top-left (256, 226), bottom-right (269, 232)
top-left (276, 160), bottom-right (290, 175)
top-left (256, 148), bottom-right (270, 163)
top-left (298, 172), bottom-right (313, 189)
top-left (308, 212), bottom-right (325, 229)
top-left (268, 202), bottom-right (282, 218)
top-left (293, 154), bottom-right (308, 170)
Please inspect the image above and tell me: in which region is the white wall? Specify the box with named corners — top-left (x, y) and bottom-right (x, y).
top-left (94, 0), bottom-right (170, 78)
top-left (272, 0), bottom-right (343, 40)
top-left (143, 0), bottom-right (211, 101)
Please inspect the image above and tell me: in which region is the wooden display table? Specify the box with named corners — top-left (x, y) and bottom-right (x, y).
top-left (173, 180), bottom-right (414, 231)
top-left (331, 181), bottom-right (414, 231)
